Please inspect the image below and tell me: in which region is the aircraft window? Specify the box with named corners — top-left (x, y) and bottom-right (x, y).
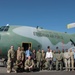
top-left (0, 26), bottom-right (9, 31)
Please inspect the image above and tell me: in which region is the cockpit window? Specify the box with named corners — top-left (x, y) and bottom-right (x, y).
top-left (0, 26), bottom-right (9, 31)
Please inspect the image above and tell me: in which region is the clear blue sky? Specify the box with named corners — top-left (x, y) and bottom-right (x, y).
top-left (0, 0), bottom-right (75, 33)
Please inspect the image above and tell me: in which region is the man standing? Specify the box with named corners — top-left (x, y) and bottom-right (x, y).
top-left (69, 49), bottom-right (74, 71)
top-left (25, 47), bottom-right (32, 59)
top-left (7, 46), bottom-right (16, 73)
top-left (36, 49), bottom-right (42, 70)
top-left (61, 49), bottom-right (65, 69)
top-left (74, 50), bottom-right (75, 68)
top-left (41, 49), bottom-right (46, 70)
top-left (32, 49), bottom-right (36, 65)
top-left (45, 47), bottom-right (53, 70)
top-left (64, 49), bottom-right (70, 71)
top-left (56, 50), bottom-right (63, 71)
top-left (52, 50), bottom-right (56, 70)
top-left (17, 47), bottom-right (25, 66)
top-left (17, 46), bottom-right (21, 60)
top-left (21, 47), bottom-right (25, 69)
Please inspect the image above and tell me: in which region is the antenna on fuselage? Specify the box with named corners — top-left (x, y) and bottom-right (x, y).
top-left (36, 26), bottom-right (43, 29)
top-left (36, 26), bottom-right (43, 32)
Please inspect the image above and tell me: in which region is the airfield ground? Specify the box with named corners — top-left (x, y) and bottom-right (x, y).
top-left (0, 67), bottom-right (75, 75)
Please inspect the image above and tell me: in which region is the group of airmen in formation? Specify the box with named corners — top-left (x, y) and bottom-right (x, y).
top-left (7, 46), bottom-right (75, 73)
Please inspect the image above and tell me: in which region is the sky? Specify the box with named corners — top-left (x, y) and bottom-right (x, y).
top-left (0, 0), bottom-right (75, 33)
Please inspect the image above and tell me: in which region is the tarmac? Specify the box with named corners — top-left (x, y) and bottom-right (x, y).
top-left (0, 67), bottom-right (75, 75)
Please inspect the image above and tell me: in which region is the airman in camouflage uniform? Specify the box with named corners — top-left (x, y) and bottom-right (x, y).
top-left (17, 46), bottom-right (21, 60)
top-left (41, 49), bottom-right (46, 70)
top-left (52, 50), bottom-right (56, 70)
top-left (14, 57), bottom-right (23, 73)
top-left (21, 47), bottom-right (25, 62)
top-left (69, 49), bottom-right (74, 71)
top-left (17, 47), bottom-right (25, 66)
top-left (64, 49), bottom-right (70, 71)
top-left (32, 49), bottom-right (36, 66)
top-left (61, 49), bottom-right (65, 69)
top-left (24, 56), bottom-right (34, 72)
top-left (36, 49), bottom-right (42, 70)
top-left (7, 46), bottom-right (16, 73)
top-left (56, 50), bottom-right (63, 71)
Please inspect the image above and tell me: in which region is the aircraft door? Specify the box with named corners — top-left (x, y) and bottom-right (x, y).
top-left (22, 43), bottom-right (32, 51)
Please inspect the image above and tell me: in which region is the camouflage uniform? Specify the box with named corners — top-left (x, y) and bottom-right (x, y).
top-left (32, 51), bottom-right (36, 68)
top-left (56, 52), bottom-right (63, 71)
top-left (61, 51), bottom-right (65, 68)
top-left (36, 51), bottom-right (42, 70)
top-left (7, 48), bottom-right (16, 73)
top-left (17, 50), bottom-right (22, 60)
top-left (41, 51), bottom-right (46, 70)
top-left (21, 47), bottom-right (25, 68)
top-left (52, 51), bottom-right (56, 70)
top-left (17, 49), bottom-right (25, 65)
top-left (25, 59), bottom-right (34, 71)
top-left (21, 51), bottom-right (25, 62)
top-left (69, 51), bottom-right (74, 71)
top-left (64, 51), bottom-right (70, 71)
top-left (14, 59), bottom-right (23, 72)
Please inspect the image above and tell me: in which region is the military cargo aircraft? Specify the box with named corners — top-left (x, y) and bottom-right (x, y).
top-left (0, 24), bottom-right (75, 56)
top-left (0, 24), bottom-right (75, 66)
